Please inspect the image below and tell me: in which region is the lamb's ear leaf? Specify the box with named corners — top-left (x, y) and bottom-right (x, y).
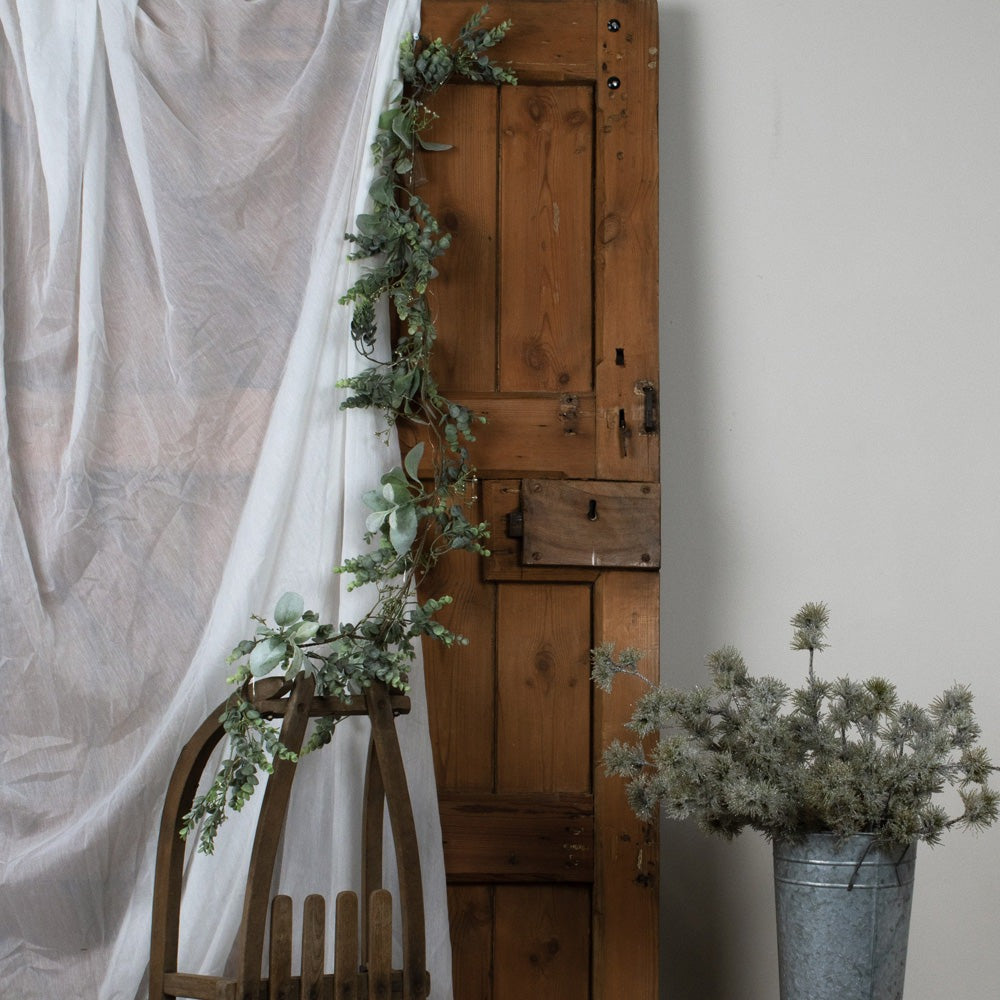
top-left (354, 213), bottom-right (381, 237)
top-left (381, 470), bottom-right (410, 503)
top-left (287, 643), bottom-right (304, 678)
top-left (369, 174), bottom-right (394, 206)
top-left (363, 488), bottom-right (389, 511)
top-left (389, 505), bottom-right (418, 557)
top-left (403, 442), bottom-right (424, 483)
top-left (416, 135), bottom-right (452, 152)
top-left (274, 592), bottom-right (304, 627)
top-left (391, 110), bottom-right (413, 148)
top-left (366, 509), bottom-right (389, 534)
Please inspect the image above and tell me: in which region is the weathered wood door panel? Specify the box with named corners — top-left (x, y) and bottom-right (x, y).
top-left (498, 84), bottom-right (594, 394)
top-left (414, 3), bottom-right (659, 997)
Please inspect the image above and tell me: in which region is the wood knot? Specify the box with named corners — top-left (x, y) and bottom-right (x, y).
top-left (598, 213), bottom-right (623, 245)
top-left (527, 97), bottom-right (548, 123)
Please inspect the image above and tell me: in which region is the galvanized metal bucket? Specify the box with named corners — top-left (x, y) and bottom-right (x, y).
top-left (773, 834), bottom-right (917, 1000)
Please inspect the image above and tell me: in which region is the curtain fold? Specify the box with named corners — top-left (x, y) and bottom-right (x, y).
top-left (0, 1), bottom-right (452, 996)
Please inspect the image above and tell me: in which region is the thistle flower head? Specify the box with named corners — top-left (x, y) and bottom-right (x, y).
top-left (790, 601), bottom-right (830, 653)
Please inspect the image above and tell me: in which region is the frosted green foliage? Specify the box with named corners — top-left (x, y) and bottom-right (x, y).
top-left (790, 601), bottom-right (830, 654)
top-left (595, 604), bottom-right (999, 849)
top-left (180, 689), bottom-right (299, 855)
top-left (591, 642), bottom-right (643, 692)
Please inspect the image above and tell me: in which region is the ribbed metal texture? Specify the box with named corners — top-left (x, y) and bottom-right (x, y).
top-left (773, 834), bottom-right (916, 1000)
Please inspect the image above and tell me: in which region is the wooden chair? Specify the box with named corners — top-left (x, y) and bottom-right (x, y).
top-left (149, 673), bottom-right (430, 1000)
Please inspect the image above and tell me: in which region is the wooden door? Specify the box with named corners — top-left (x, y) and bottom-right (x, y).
top-left (408, 3), bottom-right (660, 997)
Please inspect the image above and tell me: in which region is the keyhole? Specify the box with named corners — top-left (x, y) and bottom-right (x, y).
top-left (587, 499), bottom-right (599, 521)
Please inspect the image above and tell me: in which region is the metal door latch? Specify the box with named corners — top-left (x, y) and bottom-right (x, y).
top-left (506, 508), bottom-right (524, 538)
top-left (642, 385), bottom-right (658, 433)
top-left (618, 409), bottom-right (631, 457)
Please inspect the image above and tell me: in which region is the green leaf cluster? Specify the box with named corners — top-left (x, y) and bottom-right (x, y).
top-left (337, 5), bottom-right (513, 477)
top-left (179, 692), bottom-right (298, 855)
top-left (398, 6), bottom-right (516, 90)
top-left (182, 8), bottom-right (513, 854)
top-left (593, 604), bottom-right (999, 849)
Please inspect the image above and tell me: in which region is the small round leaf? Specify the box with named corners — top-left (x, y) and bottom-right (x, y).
top-left (274, 592), bottom-right (305, 627)
top-left (249, 636), bottom-right (288, 677)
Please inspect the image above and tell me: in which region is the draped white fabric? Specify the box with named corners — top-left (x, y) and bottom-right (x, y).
top-left (0, 1), bottom-right (455, 997)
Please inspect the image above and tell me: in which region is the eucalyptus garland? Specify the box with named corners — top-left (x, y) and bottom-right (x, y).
top-left (181, 7), bottom-right (515, 854)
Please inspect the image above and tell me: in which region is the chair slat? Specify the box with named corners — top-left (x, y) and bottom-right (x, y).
top-left (361, 735), bottom-right (385, 962)
top-left (334, 890), bottom-right (359, 1000)
top-left (367, 889), bottom-right (392, 1000)
top-left (300, 894), bottom-right (326, 1000)
top-left (268, 894), bottom-right (293, 1000)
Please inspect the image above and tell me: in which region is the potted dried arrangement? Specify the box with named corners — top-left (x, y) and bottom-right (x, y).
top-left (592, 602), bottom-right (999, 1000)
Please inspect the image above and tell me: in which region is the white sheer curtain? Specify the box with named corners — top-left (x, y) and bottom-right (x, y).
top-left (0, 2), bottom-right (454, 997)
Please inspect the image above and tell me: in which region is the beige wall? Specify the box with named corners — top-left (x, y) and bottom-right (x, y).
top-left (658, 1), bottom-right (1000, 997)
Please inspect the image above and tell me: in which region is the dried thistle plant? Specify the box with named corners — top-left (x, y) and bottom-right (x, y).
top-left (593, 603), bottom-right (999, 848)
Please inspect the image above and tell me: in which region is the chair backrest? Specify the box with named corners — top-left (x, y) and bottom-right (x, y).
top-left (148, 674), bottom-right (429, 1000)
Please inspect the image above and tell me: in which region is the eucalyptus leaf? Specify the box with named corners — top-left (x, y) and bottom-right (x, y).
top-left (293, 620), bottom-right (321, 642)
top-left (249, 636), bottom-right (287, 677)
top-left (274, 592), bottom-right (304, 627)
